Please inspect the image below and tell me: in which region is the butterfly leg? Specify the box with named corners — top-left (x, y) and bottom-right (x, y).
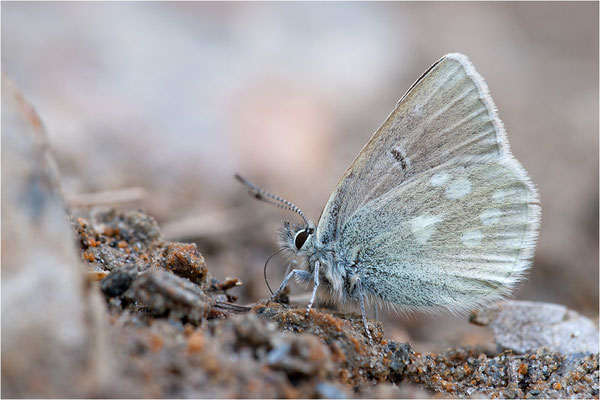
top-left (270, 268), bottom-right (311, 303)
top-left (274, 259), bottom-right (299, 308)
top-left (305, 260), bottom-right (320, 317)
top-left (358, 281), bottom-right (374, 344)
top-left (284, 259), bottom-right (297, 277)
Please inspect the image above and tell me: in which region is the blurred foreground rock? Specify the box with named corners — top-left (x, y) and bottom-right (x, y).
top-left (2, 75), bottom-right (598, 398)
top-left (1, 73), bottom-right (110, 397)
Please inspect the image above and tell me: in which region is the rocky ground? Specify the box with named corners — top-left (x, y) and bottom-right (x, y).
top-left (2, 72), bottom-right (598, 398)
top-left (65, 207), bottom-right (599, 398)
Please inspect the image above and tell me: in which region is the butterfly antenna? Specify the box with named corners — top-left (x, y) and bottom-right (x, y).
top-left (235, 174), bottom-right (310, 227)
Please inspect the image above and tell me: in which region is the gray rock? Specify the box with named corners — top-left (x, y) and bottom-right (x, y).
top-left (266, 334), bottom-right (333, 379)
top-left (1, 73), bottom-right (109, 397)
top-left (128, 268), bottom-right (214, 324)
top-left (471, 300), bottom-right (599, 355)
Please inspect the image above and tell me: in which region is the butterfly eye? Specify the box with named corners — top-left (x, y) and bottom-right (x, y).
top-left (294, 229), bottom-right (310, 250)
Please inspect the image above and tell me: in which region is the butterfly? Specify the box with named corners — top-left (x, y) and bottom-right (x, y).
top-left (237, 53), bottom-right (541, 343)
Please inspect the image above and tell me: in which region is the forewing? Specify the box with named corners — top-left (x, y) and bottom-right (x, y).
top-left (317, 53), bottom-right (512, 245)
top-left (337, 156), bottom-right (540, 311)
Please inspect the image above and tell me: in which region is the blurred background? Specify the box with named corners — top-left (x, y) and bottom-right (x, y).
top-left (3, 2), bottom-right (598, 350)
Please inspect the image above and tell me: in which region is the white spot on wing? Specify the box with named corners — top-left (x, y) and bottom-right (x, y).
top-left (430, 172), bottom-right (450, 187)
top-left (446, 178), bottom-right (472, 199)
top-left (410, 214), bottom-right (442, 245)
top-left (462, 230), bottom-right (483, 247)
top-left (480, 208), bottom-right (503, 225)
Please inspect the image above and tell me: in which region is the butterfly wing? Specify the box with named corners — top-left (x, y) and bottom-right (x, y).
top-left (337, 156), bottom-right (540, 311)
top-left (317, 53), bottom-right (525, 245)
top-left (316, 53), bottom-right (540, 310)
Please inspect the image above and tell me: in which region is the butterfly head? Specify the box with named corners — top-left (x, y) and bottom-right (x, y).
top-left (281, 221), bottom-right (316, 255)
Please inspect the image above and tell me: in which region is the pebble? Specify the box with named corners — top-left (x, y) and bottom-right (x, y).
top-left (471, 301), bottom-right (599, 354)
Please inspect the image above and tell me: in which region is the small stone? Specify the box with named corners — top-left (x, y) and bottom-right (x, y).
top-left (160, 242), bottom-right (208, 287)
top-left (387, 341), bottom-right (413, 377)
top-left (128, 268), bottom-right (213, 324)
top-left (266, 334), bottom-right (333, 379)
top-left (471, 301), bottom-right (599, 354)
top-left (100, 269), bottom-right (135, 297)
top-left (518, 363), bottom-right (528, 375)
